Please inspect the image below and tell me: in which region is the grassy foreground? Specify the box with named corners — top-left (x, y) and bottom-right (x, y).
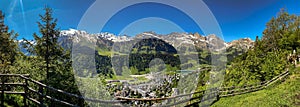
top-left (212, 67), bottom-right (300, 107)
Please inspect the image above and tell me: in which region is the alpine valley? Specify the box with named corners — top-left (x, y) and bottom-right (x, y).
top-left (19, 29), bottom-right (254, 77)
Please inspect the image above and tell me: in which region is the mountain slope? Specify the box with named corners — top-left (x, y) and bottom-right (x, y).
top-left (18, 29), bottom-right (254, 75)
top-left (212, 67), bottom-right (300, 107)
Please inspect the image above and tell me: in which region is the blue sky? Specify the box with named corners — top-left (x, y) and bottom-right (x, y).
top-left (0, 0), bottom-right (299, 42)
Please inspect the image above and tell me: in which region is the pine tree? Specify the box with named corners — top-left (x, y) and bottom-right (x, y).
top-left (0, 10), bottom-right (19, 74)
top-left (30, 7), bottom-right (84, 106)
top-left (32, 7), bottom-right (63, 81)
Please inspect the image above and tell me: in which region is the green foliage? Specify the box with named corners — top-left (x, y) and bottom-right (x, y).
top-left (224, 9), bottom-right (298, 87)
top-left (128, 53), bottom-right (181, 72)
top-left (10, 55), bottom-right (46, 80)
top-left (212, 68), bottom-right (300, 107)
top-left (2, 94), bottom-right (24, 107)
top-left (0, 10), bottom-right (19, 74)
top-left (130, 66), bottom-right (139, 75)
top-left (31, 7), bottom-right (64, 81)
top-left (0, 10), bottom-right (25, 107)
top-left (262, 8), bottom-right (300, 52)
top-left (224, 43), bottom-right (288, 86)
top-left (75, 76), bottom-right (112, 107)
top-left (121, 66), bottom-right (131, 77)
top-left (20, 7), bottom-right (84, 106)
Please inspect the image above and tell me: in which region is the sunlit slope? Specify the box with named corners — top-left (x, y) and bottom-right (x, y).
top-left (212, 67), bottom-right (300, 107)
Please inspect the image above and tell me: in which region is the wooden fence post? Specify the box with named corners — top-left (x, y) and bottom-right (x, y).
top-left (1, 76), bottom-right (4, 107)
top-left (38, 85), bottom-right (44, 107)
top-left (23, 77), bottom-right (28, 106)
top-left (172, 88), bottom-right (179, 105)
top-left (79, 96), bottom-right (84, 107)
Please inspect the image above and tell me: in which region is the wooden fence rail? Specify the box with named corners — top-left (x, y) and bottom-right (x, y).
top-left (0, 74), bottom-right (126, 107)
top-left (0, 74), bottom-right (29, 106)
top-left (219, 70), bottom-right (289, 97)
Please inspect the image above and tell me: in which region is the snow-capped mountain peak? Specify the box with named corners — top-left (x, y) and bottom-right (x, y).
top-left (19, 29), bottom-right (254, 55)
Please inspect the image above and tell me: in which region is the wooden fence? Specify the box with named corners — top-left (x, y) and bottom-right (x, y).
top-left (219, 70), bottom-right (289, 97)
top-left (0, 74), bottom-right (126, 107)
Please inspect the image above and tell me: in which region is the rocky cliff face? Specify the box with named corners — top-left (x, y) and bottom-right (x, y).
top-left (226, 38), bottom-right (254, 51)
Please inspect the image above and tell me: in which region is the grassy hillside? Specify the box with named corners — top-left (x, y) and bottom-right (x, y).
top-left (212, 67), bottom-right (300, 107)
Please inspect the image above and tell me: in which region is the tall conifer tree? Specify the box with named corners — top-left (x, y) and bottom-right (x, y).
top-left (0, 10), bottom-right (19, 74)
top-left (32, 7), bottom-right (63, 81)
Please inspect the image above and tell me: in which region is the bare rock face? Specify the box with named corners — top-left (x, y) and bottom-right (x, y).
top-left (226, 38), bottom-right (254, 51)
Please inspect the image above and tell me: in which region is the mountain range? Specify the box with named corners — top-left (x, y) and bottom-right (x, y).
top-left (19, 28), bottom-right (255, 56)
